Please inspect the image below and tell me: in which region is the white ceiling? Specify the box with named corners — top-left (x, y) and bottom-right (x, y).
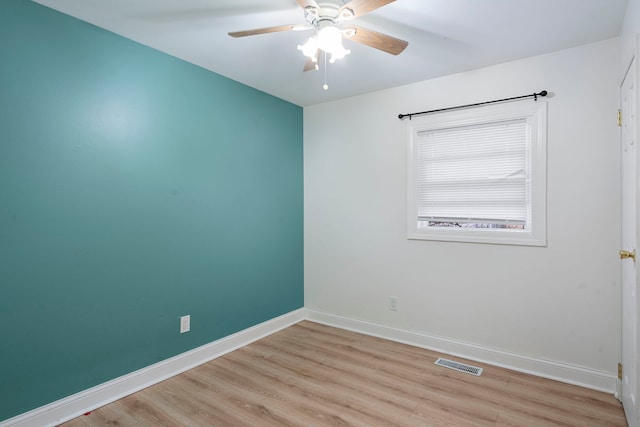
top-left (33, 0), bottom-right (628, 106)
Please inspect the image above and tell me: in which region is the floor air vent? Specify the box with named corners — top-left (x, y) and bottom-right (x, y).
top-left (434, 358), bottom-right (483, 376)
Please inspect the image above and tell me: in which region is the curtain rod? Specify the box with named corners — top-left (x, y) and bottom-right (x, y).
top-left (398, 90), bottom-right (548, 120)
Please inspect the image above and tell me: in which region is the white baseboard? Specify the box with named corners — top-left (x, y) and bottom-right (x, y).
top-left (305, 309), bottom-right (617, 394)
top-left (1, 308), bottom-right (305, 427)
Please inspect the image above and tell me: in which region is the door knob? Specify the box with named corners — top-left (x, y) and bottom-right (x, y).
top-left (620, 249), bottom-right (636, 261)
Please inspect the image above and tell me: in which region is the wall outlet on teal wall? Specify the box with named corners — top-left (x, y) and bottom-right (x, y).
top-left (180, 315), bottom-right (191, 334)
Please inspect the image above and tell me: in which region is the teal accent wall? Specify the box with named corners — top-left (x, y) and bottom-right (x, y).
top-left (0, 1), bottom-right (303, 421)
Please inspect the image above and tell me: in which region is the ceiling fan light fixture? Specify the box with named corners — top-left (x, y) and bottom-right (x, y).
top-left (297, 36), bottom-right (319, 62)
top-left (329, 45), bottom-right (351, 63)
top-left (299, 24), bottom-right (351, 64)
top-left (317, 26), bottom-right (342, 53)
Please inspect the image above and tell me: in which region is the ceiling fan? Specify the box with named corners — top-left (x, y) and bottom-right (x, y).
top-left (229, 0), bottom-right (408, 77)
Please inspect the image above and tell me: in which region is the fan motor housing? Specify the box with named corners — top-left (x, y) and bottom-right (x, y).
top-left (305, 1), bottom-right (353, 28)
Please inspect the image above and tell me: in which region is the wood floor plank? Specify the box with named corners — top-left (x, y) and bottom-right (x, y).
top-left (60, 321), bottom-right (626, 427)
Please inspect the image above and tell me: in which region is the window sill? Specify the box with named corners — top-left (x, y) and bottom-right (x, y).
top-left (407, 227), bottom-right (547, 247)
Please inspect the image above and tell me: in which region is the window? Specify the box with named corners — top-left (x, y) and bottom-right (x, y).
top-left (406, 100), bottom-right (547, 246)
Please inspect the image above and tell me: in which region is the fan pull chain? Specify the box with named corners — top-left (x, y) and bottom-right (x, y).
top-left (323, 52), bottom-right (328, 90)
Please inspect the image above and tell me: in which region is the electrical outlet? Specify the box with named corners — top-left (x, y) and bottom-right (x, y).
top-left (180, 315), bottom-right (190, 333)
top-left (389, 297), bottom-right (398, 312)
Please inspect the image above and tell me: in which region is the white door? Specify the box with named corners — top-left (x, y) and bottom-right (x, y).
top-left (621, 58), bottom-right (639, 427)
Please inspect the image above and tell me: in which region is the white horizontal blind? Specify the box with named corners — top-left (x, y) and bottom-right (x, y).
top-left (416, 118), bottom-right (529, 226)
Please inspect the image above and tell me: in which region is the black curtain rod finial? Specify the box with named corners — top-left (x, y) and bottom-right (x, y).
top-left (398, 90), bottom-right (549, 120)
top-left (534, 90), bottom-right (548, 101)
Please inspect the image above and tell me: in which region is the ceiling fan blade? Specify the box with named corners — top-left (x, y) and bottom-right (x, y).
top-left (303, 50), bottom-right (322, 72)
top-left (303, 58), bottom-right (318, 72)
top-left (296, 0), bottom-right (319, 9)
top-left (345, 25), bottom-right (408, 55)
top-left (229, 24), bottom-right (301, 38)
top-left (338, 0), bottom-right (396, 19)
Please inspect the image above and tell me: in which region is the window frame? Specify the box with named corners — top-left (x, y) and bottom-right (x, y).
top-left (406, 100), bottom-right (547, 246)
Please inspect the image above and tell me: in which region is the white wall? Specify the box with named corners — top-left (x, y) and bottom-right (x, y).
top-left (304, 38), bottom-right (621, 386)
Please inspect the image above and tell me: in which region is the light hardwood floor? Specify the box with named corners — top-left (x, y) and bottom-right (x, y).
top-left (61, 321), bottom-right (627, 426)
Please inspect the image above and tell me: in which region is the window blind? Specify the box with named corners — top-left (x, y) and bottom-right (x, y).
top-left (416, 119), bottom-right (529, 226)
